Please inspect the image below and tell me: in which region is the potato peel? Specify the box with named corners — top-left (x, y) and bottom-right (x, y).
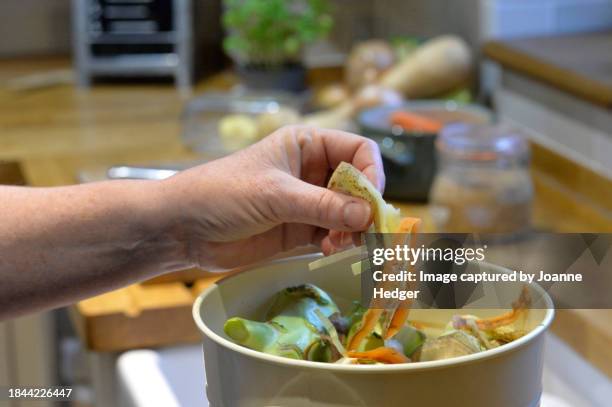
top-left (327, 162), bottom-right (400, 233)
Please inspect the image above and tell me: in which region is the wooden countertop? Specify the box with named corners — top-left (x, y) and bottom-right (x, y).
top-left (484, 32), bottom-right (612, 108)
top-left (1, 57), bottom-right (611, 376)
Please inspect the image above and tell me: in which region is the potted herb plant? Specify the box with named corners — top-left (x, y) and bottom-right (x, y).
top-left (222, 0), bottom-right (333, 92)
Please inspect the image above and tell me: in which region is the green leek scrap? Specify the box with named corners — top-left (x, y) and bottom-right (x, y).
top-left (223, 284), bottom-right (340, 361)
top-left (386, 325), bottom-right (426, 357)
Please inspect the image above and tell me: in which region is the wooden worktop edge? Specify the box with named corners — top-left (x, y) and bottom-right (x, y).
top-left (484, 41), bottom-right (612, 108)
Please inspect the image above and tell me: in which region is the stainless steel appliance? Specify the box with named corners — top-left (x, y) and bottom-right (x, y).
top-left (72, 0), bottom-right (193, 90)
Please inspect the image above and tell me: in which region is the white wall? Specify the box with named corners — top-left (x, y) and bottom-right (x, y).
top-left (369, 0), bottom-right (612, 47)
top-left (481, 0), bottom-right (612, 39)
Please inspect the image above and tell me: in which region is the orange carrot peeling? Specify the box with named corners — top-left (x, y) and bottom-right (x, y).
top-left (390, 111), bottom-right (443, 133)
top-left (347, 308), bottom-right (384, 351)
top-left (384, 217), bottom-right (421, 339)
top-left (347, 346), bottom-right (410, 364)
top-left (349, 217), bottom-right (423, 349)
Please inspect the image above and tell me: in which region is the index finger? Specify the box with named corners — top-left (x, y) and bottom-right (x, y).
top-left (302, 126), bottom-right (386, 192)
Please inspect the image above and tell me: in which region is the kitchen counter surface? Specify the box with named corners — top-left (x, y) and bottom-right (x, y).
top-left (484, 32), bottom-right (612, 108)
top-left (1, 57), bottom-right (611, 375)
top-left (2, 59), bottom-right (609, 230)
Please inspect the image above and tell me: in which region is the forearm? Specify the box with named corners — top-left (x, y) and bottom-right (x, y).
top-left (0, 180), bottom-right (191, 319)
top-left (0, 126), bottom-right (382, 320)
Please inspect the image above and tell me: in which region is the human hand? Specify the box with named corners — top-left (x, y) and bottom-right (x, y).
top-left (164, 125), bottom-right (384, 270)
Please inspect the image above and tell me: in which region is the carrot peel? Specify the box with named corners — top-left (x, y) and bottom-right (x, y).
top-left (390, 111), bottom-right (443, 133)
top-left (347, 347), bottom-right (410, 364)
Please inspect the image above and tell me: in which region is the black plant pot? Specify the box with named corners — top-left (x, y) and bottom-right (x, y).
top-left (236, 63), bottom-right (306, 93)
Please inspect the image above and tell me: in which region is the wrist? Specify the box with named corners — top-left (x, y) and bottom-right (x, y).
top-left (133, 179), bottom-right (197, 271)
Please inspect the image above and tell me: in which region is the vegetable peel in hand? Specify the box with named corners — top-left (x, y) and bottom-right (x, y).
top-left (325, 162), bottom-right (422, 349)
top-left (327, 162), bottom-right (401, 234)
top-left (308, 161), bottom-right (401, 273)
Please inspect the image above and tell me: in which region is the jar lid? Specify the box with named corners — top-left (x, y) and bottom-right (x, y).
top-left (436, 123), bottom-right (529, 162)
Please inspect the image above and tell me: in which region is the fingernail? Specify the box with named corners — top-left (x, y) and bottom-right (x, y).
top-left (343, 201), bottom-right (371, 229)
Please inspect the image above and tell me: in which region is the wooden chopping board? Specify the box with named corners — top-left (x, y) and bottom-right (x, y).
top-left (70, 270), bottom-right (228, 352)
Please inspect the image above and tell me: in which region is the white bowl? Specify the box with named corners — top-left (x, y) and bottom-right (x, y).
top-left (193, 254), bottom-right (554, 407)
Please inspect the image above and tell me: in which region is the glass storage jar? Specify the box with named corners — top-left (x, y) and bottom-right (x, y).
top-left (429, 124), bottom-right (533, 235)
top-left (181, 90), bottom-right (303, 157)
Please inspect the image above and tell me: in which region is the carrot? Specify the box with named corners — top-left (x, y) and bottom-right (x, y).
top-left (475, 310), bottom-right (522, 331)
top-left (348, 346), bottom-right (410, 364)
top-left (348, 217), bottom-right (423, 350)
top-left (385, 308), bottom-right (410, 340)
top-left (475, 286), bottom-right (531, 330)
top-left (397, 217), bottom-right (422, 234)
top-left (390, 111), bottom-right (443, 133)
top-left (384, 217), bottom-right (422, 339)
top-left (347, 308), bottom-right (384, 351)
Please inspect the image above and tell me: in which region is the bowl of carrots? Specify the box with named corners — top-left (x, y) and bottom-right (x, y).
top-left (359, 101), bottom-right (491, 201)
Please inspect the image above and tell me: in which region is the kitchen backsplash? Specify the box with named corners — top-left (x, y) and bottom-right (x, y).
top-left (2, 0), bottom-right (611, 58)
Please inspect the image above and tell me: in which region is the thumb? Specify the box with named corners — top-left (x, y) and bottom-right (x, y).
top-left (276, 179), bottom-right (372, 231)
